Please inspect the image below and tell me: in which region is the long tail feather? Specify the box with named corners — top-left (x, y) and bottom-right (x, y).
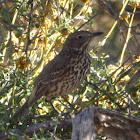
top-left (14, 87), bottom-right (41, 118)
top-left (16, 99), bottom-right (30, 115)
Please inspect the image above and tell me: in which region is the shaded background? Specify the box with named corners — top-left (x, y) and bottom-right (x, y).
top-left (0, 0), bottom-right (140, 139)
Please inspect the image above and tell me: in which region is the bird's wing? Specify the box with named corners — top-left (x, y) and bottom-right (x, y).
top-left (16, 54), bottom-right (71, 116)
top-left (34, 54), bottom-right (70, 97)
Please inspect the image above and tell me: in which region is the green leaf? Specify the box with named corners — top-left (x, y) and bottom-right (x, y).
top-left (116, 68), bottom-right (132, 84)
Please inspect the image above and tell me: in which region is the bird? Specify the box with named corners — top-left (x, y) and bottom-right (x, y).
top-left (16, 30), bottom-right (103, 115)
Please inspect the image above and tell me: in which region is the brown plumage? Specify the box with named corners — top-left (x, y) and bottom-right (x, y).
top-left (17, 30), bottom-right (103, 115)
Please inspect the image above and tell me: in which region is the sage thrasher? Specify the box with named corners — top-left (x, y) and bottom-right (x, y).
top-left (17, 30), bottom-right (103, 115)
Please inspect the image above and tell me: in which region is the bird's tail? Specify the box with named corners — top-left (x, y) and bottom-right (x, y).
top-left (11, 99), bottom-right (30, 120)
top-left (16, 98), bottom-right (30, 115)
top-left (14, 87), bottom-right (41, 118)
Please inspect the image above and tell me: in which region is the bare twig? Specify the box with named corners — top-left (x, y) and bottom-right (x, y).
top-left (1, 107), bottom-right (140, 140)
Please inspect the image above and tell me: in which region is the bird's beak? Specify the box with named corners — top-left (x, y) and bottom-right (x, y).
top-left (88, 32), bottom-right (103, 42)
top-left (92, 32), bottom-right (104, 36)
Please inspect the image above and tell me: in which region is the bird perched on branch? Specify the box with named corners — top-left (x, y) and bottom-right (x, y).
top-left (16, 30), bottom-right (103, 115)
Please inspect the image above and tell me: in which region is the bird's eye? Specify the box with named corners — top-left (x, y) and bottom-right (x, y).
top-left (77, 35), bottom-right (83, 39)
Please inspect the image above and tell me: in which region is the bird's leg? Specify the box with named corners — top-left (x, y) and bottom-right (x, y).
top-left (62, 95), bottom-right (77, 114)
top-left (48, 100), bottom-right (60, 116)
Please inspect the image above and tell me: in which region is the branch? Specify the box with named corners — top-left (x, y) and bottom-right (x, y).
top-left (72, 107), bottom-right (140, 140)
top-left (1, 107), bottom-right (140, 140)
top-left (0, 119), bottom-right (72, 140)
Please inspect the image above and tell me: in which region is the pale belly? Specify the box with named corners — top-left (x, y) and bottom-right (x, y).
top-left (46, 53), bottom-right (91, 100)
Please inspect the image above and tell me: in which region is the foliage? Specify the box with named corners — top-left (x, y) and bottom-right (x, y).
top-left (0, 0), bottom-right (140, 139)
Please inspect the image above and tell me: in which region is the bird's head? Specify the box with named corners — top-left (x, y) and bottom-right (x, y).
top-left (62, 30), bottom-right (103, 53)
